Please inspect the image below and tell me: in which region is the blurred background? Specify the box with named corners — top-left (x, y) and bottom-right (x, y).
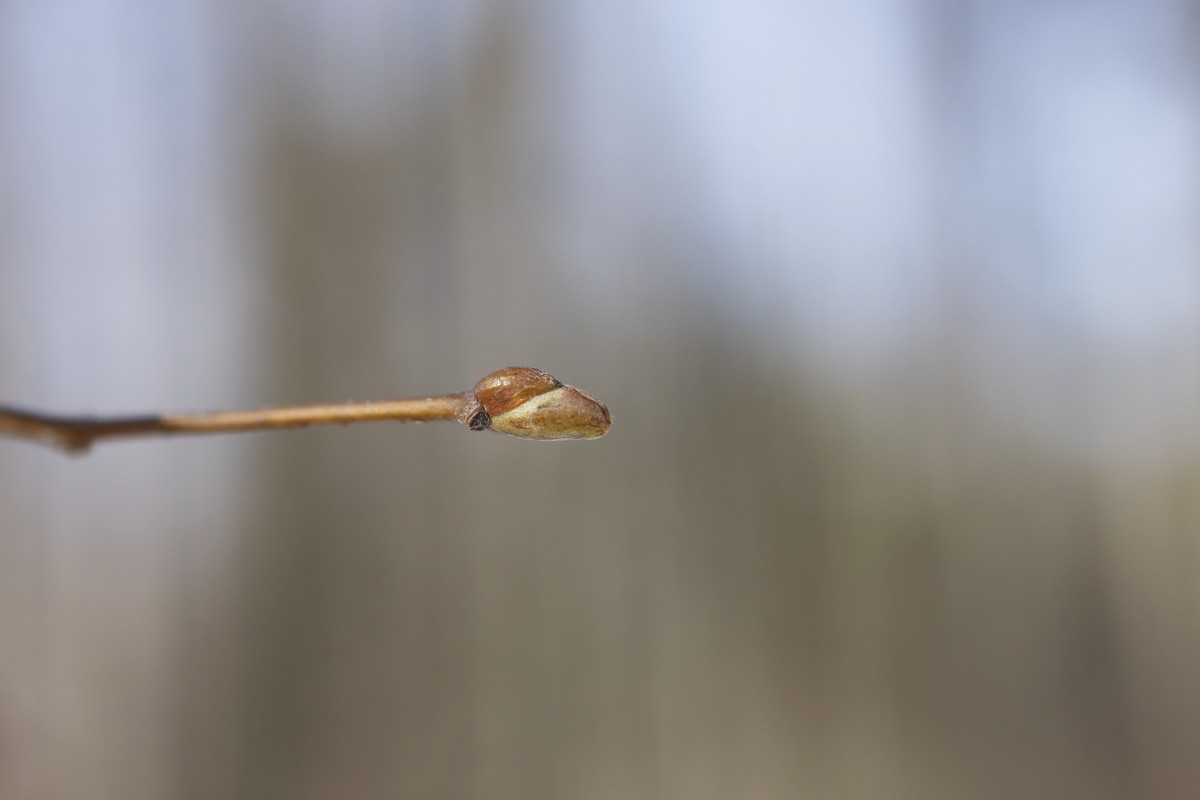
top-left (2, 1), bottom-right (1199, 798)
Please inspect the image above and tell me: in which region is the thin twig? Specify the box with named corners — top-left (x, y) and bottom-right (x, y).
top-left (0, 367), bottom-right (611, 455)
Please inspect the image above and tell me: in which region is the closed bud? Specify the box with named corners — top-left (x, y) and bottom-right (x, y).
top-left (471, 367), bottom-right (611, 440)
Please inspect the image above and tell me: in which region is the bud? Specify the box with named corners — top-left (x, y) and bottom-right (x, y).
top-left (471, 367), bottom-right (611, 440)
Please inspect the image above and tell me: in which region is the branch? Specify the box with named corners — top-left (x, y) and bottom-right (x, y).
top-left (0, 367), bottom-right (611, 455)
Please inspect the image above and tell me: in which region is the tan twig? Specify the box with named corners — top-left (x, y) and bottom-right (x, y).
top-left (0, 367), bottom-right (610, 455)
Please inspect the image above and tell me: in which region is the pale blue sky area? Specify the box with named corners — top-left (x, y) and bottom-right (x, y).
top-left (2, 0), bottom-right (1197, 396)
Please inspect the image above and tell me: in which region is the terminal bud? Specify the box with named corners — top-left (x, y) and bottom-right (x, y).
top-left (471, 367), bottom-right (611, 440)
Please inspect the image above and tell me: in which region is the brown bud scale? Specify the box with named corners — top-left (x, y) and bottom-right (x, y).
top-left (473, 367), bottom-right (561, 417)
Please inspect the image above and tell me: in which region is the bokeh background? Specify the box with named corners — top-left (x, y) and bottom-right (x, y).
top-left (3, 2), bottom-right (1200, 798)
